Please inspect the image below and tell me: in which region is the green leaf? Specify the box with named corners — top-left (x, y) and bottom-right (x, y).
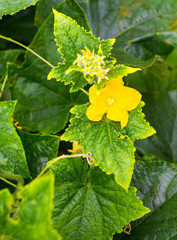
top-left (62, 103), bottom-right (155, 189)
top-left (0, 0), bottom-right (39, 19)
top-left (8, 0), bottom-right (89, 134)
top-left (135, 91), bottom-right (177, 163)
top-left (122, 102), bottom-right (156, 142)
top-left (35, 0), bottom-right (91, 31)
top-left (48, 9), bottom-right (115, 92)
top-left (0, 49), bottom-right (24, 80)
top-left (0, 189), bottom-right (13, 232)
top-left (0, 101), bottom-right (30, 178)
top-left (50, 157), bottom-right (150, 240)
top-left (17, 129), bottom-right (60, 178)
top-left (107, 65), bottom-right (141, 80)
top-left (117, 160), bottom-right (177, 240)
top-left (0, 175), bottom-right (61, 240)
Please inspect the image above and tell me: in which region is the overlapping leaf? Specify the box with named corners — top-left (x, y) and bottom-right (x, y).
top-left (8, 0), bottom-right (89, 134)
top-left (48, 9), bottom-right (115, 92)
top-left (135, 91), bottom-right (177, 162)
top-left (117, 160), bottom-right (177, 240)
top-left (0, 0), bottom-right (39, 19)
top-left (17, 129), bottom-right (60, 178)
top-left (62, 103), bottom-right (155, 190)
top-left (0, 175), bottom-right (61, 240)
top-left (50, 157), bottom-right (150, 240)
top-left (0, 101), bottom-right (29, 178)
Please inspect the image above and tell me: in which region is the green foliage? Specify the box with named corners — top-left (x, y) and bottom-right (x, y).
top-left (0, 101), bottom-right (29, 178)
top-left (0, 175), bottom-right (61, 239)
top-left (48, 9), bottom-right (115, 91)
top-left (17, 129), bottom-right (60, 178)
top-left (0, 0), bottom-right (39, 19)
top-left (8, 0), bottom-right (89, 134)
top-left (50, 157), bottom-right (150, 240)
top-left (62, 103), bottom-right (155, 190)
top-left (116, 160), bottom-right (177, 239)
top-left (1, 0), bottom-right (177, 239)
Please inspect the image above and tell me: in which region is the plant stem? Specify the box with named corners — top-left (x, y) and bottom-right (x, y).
top-left (36, 153), bottom-right (94, 179)
top-left (0, 34), bottom-right (55, 68)
top-left (0, 74), bottom-right (8, 99)
top-left (0, 172), bottom-right (24, 188)
top-left (80, 88), bottom-right (89, 95)
top-left (0, 177), bottom-right (17, 188)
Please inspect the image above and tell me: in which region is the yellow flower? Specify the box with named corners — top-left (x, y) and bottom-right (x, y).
top-left (68, 141), bottom-right (83, 153)
top-left (86, 77), bottom-right (142, 128)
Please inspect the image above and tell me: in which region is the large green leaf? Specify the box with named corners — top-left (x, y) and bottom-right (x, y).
top-left (0, 175), bottom-right (61, 240)
top-left (0, 0), bottom-right (39, 19)
top-left (48, 9), bottom-right (115, 92)
top-left (50, 157), bottom-right (150, 240)
top-left (8, 0), bottom-right (89, 134)
top-left (35, 0), bottom-right (90, 31)
top-left (17, 129), bottom-right (60, 178)
top-left (116, 160), bottom-right (177, 240)
top-left (0, 101), bottom-right (30, 178)
top-left (62, 103), bottom-right (155, 190)
top-left (0, 49), bottom-right (24, 80)
top-left (135, 91), bottom-right (177, 163)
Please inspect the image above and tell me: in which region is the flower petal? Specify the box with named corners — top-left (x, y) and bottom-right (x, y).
top-left (105, 77), bottom-right (124, 97)
top-left (89, 85), bottom-right (98, 103)
top-left (116, 86), bottom-right (141, 111)
top-left (106, 103), bottom-right (129, 128)
top-left (86, 100), bottom-right (108, 121)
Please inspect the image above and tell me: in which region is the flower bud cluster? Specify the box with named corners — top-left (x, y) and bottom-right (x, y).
top-left (73, 46), bottom-right (109, 83)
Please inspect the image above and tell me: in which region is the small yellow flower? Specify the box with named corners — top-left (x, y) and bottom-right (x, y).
top-left (69, 141), bottom-right (83, 153)
top-left (86, 77), bottom-right (142, 128)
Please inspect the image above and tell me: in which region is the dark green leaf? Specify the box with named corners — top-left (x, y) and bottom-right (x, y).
top-left (135, 91), bottom-right (177, 163)
top-left (0, 49), bottom-right (24, 80)
top-left (50, 157), bottom-right (150, 240)
top-left (17, 129), bottom-right (60, 178)
top-left (8, 0), bottom-right (89, 134)
top-left (0, 0), bottom-right (39, 19)
top-left (0, 101), bottom-right (30, 178)
top-left (0, 174), bottom-right (61, 239)
top-left (117, 160), bottom-right (177, 240)
top-left (35, 0), bottom-right (91, 31)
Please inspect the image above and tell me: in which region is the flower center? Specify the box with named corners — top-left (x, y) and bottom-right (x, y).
top-left (108, 98), bottom-right (115, 105)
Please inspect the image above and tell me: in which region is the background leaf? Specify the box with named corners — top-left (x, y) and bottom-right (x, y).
top-left (0, 175), bottom-right (61, 240)
top-left (50, 157), bottom-right (149, 240)
top-left (0, 0), bottom-right (39, 19)
top-left (115, 160), bottom-right (177, 239)
top-left (0, 101), bottom-right (30, 178)
top-left (8, 0), bottom-right (89, 134)
top-left (17, 129), bottom-right (60, 178)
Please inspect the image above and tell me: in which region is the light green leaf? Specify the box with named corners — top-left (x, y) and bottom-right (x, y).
top-left (122, 102), bottom-right (156, 142)
top-left (0, 101), bottom-right (30, 178)
top-left (62, 103), bottom-right (155, 189)
top-left (50, 157), bottom-right (150, 240)
top-left (48, 9), bottom-right (115, 92)
top-left (0, 175), bottom-right (61, 240)
top-left (107, 65), bottom-right (141, 79)
top-left (0, 189), bottom-right (13, 233)
top-left (62, 104), bottom-right (134, 190)
top-left (117, 160), bottom-right (177, 240)
top-left (8, 0), bottom-right (89, 134)
top-left (0, 0), bottom-right (39, 19)
top-left (17, 129), bottom-right (60, 178)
